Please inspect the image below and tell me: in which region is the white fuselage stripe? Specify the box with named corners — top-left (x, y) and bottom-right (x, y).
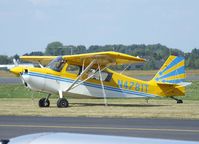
top-left (26, 72), bottom-right (155, 97)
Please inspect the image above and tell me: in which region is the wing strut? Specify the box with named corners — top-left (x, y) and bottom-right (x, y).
top-left (64, 58), bottom-right (108, 106)
top-left (119, 63), bottom-right (131, 74)
top-left (68, 66), bottom-right (108, 91)
top-left (98, 62), bottom-right (108, 106)
top-left (65, 59), bottom-right (96, 92)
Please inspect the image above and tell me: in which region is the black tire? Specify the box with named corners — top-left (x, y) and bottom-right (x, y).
top-left (177, 99), bottom-right (183, 104)
top-left (57, 98), bottom-right (69, 108)
top-left (39, 98), bottom-right (50, 107)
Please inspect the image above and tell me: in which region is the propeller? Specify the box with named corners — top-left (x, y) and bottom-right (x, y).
top-left (13, 59), bottom-right (19, 67)
top-left (9, 59), bottom-right (39, 106)
top-left (10, 59), bottom-right (26, 83)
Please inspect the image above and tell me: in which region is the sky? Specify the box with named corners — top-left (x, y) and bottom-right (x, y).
top-left (0, 0), bottom-right (199, 56)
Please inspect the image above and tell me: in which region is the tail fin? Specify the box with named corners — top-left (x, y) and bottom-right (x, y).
top-left (153, 55), bottom-right (185, 84)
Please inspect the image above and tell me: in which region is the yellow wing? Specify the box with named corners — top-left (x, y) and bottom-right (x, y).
top-left (20, 56), bottom-right (57, 65)
top-left (20, 51), bottom-right (145, 66)
top-left (63, 51), bottom-right (145, 66)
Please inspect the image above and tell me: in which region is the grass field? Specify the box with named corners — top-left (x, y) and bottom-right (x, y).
top-left (0, 70), bottom-right (198, 119)
top-left (0, 98), bottom-right (198, 119)
top-left (0, 81), bottom-right (198, 119)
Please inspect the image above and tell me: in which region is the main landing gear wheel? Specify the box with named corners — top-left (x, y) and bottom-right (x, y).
top-left (39, 98), bottom-right (50, 107)
top-left (57, 98), bottom-right (69, 108)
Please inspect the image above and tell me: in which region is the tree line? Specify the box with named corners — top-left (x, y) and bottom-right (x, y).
top-left (1, 41), bottom-right (199, 70)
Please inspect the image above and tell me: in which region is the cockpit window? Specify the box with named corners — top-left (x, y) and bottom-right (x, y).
top-left (66, 65), bottom-right (81, 75)
top-left (46, 56), bottom-right (66, 72)
top-left (87, 69), bottom-right (112, 82)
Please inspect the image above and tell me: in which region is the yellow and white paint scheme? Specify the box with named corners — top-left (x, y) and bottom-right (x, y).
top-left (10, 51), bottom-right (190, 108)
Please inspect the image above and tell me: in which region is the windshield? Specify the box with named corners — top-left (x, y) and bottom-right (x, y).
top-left (46, 56), bottom-right (66, 72)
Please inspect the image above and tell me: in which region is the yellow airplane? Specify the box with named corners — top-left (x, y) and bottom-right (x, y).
top-left (9, 51), bottom-right (190, 108)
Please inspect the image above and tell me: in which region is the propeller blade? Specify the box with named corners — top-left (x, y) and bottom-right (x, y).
top-left (13, 59), bottom-right (19, 66)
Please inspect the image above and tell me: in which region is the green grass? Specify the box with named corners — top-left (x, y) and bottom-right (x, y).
top-left (183, 81), bottom-right (199, 100)
top-left (0, 84), bottom-right (45, 98)
top-left (1, 70), bottom-right (198, 119)
top-left (0, 82), bottom-right (199, 119)
top-left (0, 81), bottom-right (199, 119)
top-left (0, 98), bottom-right (199, 119)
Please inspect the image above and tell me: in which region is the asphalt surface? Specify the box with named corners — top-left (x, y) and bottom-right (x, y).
top-left (0, 116), bottom-right (199, 141)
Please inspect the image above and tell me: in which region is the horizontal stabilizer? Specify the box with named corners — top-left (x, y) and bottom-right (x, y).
top-left (157, 82), bottom-right (191, 87)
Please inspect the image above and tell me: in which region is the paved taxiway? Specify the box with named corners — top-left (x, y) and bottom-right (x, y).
top-left (0, 116), bottom-right (199, 141)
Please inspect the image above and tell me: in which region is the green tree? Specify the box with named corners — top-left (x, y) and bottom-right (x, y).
top-left (0, 55), bottom-right (12, 64)
top-left (45, 41), bottom-right (63, 56)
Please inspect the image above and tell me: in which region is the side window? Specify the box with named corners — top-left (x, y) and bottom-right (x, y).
top-left (88, 69), bottom-right (112, 82)
top-left (66, 65), bottom-right (81, 75)
top-left (46, 56), bottom-right (66, 72)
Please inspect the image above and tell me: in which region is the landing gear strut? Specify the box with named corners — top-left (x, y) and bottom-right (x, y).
top-left (38, 94), bottom-right (51, 107)
top-left (171, 96), bottom-right (183, 104)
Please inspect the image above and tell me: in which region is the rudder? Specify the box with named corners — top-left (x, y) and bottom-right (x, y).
top-left (152, 55), bottom-right (185, 84)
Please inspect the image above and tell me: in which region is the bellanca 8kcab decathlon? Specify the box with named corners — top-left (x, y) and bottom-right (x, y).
top-left (9, 51), bottom-right (191, 108)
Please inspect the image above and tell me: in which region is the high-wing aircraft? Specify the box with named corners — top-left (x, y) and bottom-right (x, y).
top-left (9, 51), bottom-right (190, 108)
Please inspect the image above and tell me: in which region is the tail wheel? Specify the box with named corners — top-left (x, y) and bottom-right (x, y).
top-left (39, 98), bottom-right (50, 107)
top-left (57, 98), bottom-right (69, 108)
top-left (177, 99), bottom-right (183, 104)
top-left (171, 96), bottom-right (183, 104)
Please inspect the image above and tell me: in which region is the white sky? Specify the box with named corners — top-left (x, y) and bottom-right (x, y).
top-left (0, 0), bottom-right (199, 56)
